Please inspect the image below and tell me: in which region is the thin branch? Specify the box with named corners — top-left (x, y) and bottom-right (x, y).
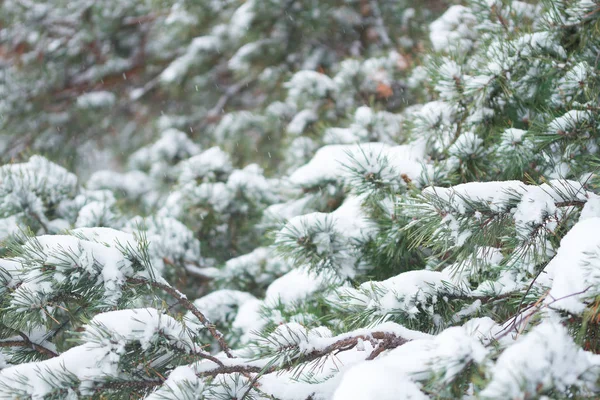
top-left (554, 200), bottom-right (586, 208)
top-left (366, 334), bottom-right (408, 360)
top-left (0, 334), bottom-right (59, 358)
top-left (198, 364), bottom-right (266, 378)
top-left (95, 379), bottom-right (162, 392)
top-left (127, 277), bottom-right (234, 358)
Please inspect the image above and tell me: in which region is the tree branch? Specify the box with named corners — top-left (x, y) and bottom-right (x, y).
top-left (0, 335), bottom-right (59, 358)
top-left (127, 277), bottom-right (234, 358)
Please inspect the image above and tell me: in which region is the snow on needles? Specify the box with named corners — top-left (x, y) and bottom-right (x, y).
top-left (333, 324), bottom-right (487, 400)
top-left (0, 308), bottom-right (197, 398)
top-left (481, 321), bottom-right (600, 399)
top-left (289, 142), bottom-right (427, 189)
top-left (15, 233), bottom-right (134, 307)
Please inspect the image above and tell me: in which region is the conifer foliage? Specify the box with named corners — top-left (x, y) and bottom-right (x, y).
top-left (1, 0), bottom-right (600, 399)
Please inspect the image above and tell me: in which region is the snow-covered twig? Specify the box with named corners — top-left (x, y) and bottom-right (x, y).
top-left (127, 277), bottom-right (234, 358)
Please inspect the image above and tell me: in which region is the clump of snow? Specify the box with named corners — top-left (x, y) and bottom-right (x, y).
top-left (161, 181), bottom-right (233, 221)
top-left (552, 62), bottom-right (594, 105)
top-left (220, 247), bottom-right (291, 290)
top-left (125, 215), bottom-right (201, 276)
top-left (285, 70), bottom-right (337, 108)
top-left (75, 200), bottom-right (118, 228)
top-left (160, 35), bottom-right (221, 83)
top-left (265, 267), bottom-right (327, 306)
top-left (448, 131), bottom-right (484, 158)
top-left (342, 269), bottom-right (466, 318)
top-left (547, 110), bottom-right (591, 136)
top-left (85, 308), bottom-right (197, 351)
top-left (333, 324), bottom-right (487, 400)
top-left (429, 5), bottom-right (477, 54)
top-left (0, 343), bottom-right (117, 397)
top-left (579, 193), bottom-right (600, 221)
top-left (88, 170), bottom-right (153, 199)
top-left (497, 128), bottom-right (534, 155)
top-left (435, 59), bottom-right (462, 100)
top-left (513, 186), bottom-right (557, 236)
top-left (232, 298), bottom-right (266, 343)
top-left (275, 196), bottom-right (376, 278)
top-left (423, 181), bottom-right (526, 214)
top-left (542, 218), bottom-right (600, 314)
top-left (227, 163), bottom-right (276, 205)
top-left (146, 366), bottom-right (204, 400)
top-left (514, 31), bottom-right (566, 59)
top-left (76, 91), bottom-right (116, 109)
top-left (0, 308), bottom-right (197, 398)
top-left (0, 215), bottom-right (22, 241)
top-left (228, 40), bottom-right (269, 72)
top-left (265, 322), bottom-right (309, 351)
top-left (0, 258), bottom-right (23, 291)
top-left (287, 109), bottom-right (317, 135)
top-left (481, 321), bottom-right (600, 398)
top-left (411, 101), bottom-right (457, 151)
top-left (13, 229), bottom-right (139, 309)
top-left (334, 363), bottom-right (428, 400)
top-left (289, 143), bottom-right (426, 189)
top-left (262, 196), bottom-right (313, 226)
top-left (129, 129), bottom-right (201, 171)
top-left (177, 146), bottom-right (233, 184)
top-left (213, 111), bottom-right (267, 142)
top-left (187, 290), bottom-right (256, 325)
top-left (0, 155), bottom-right (77, 212)
top-left (229, 0), bottom-right (256, 39)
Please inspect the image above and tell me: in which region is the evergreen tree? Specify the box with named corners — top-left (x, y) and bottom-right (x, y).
top-left (1, 0), bottom-right (600, 399)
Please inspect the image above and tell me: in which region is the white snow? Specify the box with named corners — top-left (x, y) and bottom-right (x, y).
top-left (547, 110), bottom-right (591, 135)
top-left (289, 143), bottom-right (426, 188)
top-left (513, 185), bottom-right (557, 236)
top-left (481, 321), bottom-right (600, 398)
top-left (13, 230), bottom-right (137, 308)
top-left (350, 269), bottom-right (466, 317)
top-left (88, 170), bottom-right (153, 199)
top-left (265, 267), bottom-right (327, 306)
top-left (232, 298), bottom-right (266, 343)
top-left (76, 91), bottom-right (116, 109)
top-left (580, 193), bottom-right (600, 221)
top-left (287, 109), bottom-right (318, 135)
top-left (285, 70), bottom-right (337, 107)
top-left (0, 308), bottom-right (197, 398)
top-left (542, 217), bottom-right (600, 314)
top-left (86, 308), bottom-right (197, 350)
top-left (333, 324), bottom-right (487, 400)
top-left (448, 131), bottom-right (484, 157)
top-left (146, 365), bottom-right (203, 400)
top-left (160, 35), bottom-right (221, 83)
top-left (423, 181), bottom-right (526, 214)
top-left (188, 290), bottom-right (256, 324)
top-left (177, 146), bottom-right (233, 184)
top-left (333, 363), bottom-right (428, 400)
top-left (429, 5), bottom-right (477, 54)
